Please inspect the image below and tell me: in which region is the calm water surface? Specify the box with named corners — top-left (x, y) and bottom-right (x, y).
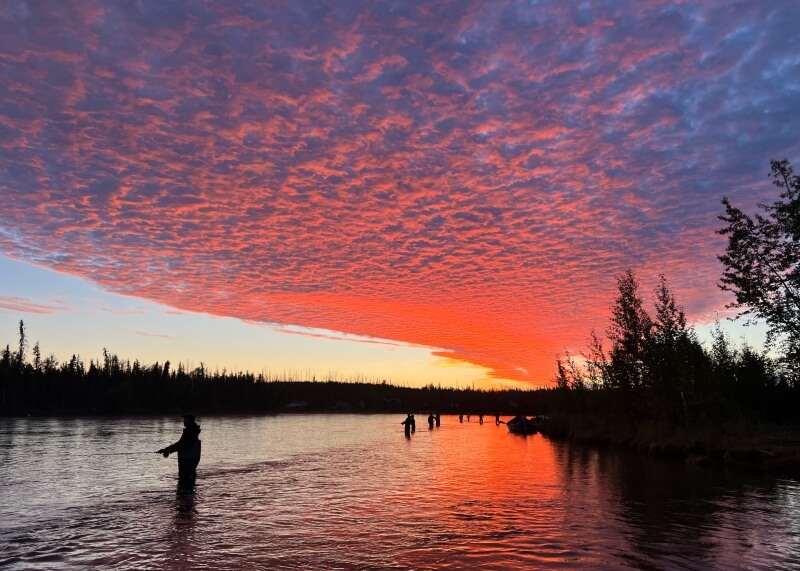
top-left (1, 415), bottom-right (798, 570)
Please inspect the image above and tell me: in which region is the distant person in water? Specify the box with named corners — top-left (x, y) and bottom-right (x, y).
top-left (459, 414), bottom-right (463, 423)
top-left (427, 413), bottom-right (435, 429)
top-left (435, 413), bottom-right (441, 427)
top-left (479, 414), bottom-right (484, 425)
top-left (401, 413), bottom-right (414, 436)
top-left (495, 413), bottom-right (501, 425)
top-left (158, 415), bottom-right (202, 487)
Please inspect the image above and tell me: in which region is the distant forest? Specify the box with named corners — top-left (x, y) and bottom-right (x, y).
top-left (0, 321), bottom-right (552, 416)
top-left (2, 160), bottom-right (798, 424)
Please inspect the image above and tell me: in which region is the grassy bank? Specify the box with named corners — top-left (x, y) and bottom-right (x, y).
top-left (542, 412), bottom-right (800, 478)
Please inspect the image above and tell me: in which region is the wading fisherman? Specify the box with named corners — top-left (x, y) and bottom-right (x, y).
top-left (158, 415), bottom-right (202, 487)
top-left (401, 413), bottom-right (414, 436)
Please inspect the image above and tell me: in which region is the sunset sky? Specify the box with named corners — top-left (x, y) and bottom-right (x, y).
top-left (0, 1), bottom-right (797, 389)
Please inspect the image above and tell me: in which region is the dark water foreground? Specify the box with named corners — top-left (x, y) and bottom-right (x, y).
top-left (1, 415), bottom-right (798, 570)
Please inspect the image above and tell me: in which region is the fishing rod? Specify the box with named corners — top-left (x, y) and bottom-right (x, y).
top-left (70, 451), bottom-right (163, 457)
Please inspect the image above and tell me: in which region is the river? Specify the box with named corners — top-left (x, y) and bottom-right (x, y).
top-left (1, 414), bottom-right (798, 570)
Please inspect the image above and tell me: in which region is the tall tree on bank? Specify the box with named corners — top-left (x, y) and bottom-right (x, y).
top-left (649, 275), bottom-right (687, 408)
top-left (606, 269), bottom-right (652, 391)
top-left (17, 321), bottom-right (26, 369)
top-left (718, 160), bottom-right (800, 380)
top-left (649, 275), bottom-right (710, 418)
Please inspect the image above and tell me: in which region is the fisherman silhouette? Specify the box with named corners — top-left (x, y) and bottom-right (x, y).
top-left (158, 415), bottom-right (202, 488)
top-left (401, 413), bottom-right (414, 436)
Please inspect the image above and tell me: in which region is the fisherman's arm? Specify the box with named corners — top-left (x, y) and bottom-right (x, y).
top-left (157, 439), bottom-right (181, 457)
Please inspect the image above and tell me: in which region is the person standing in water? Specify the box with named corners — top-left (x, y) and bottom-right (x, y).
top-left (158, 415), bottom-right (202, 487)
top-left (401, 413), bottom-right (414, 436)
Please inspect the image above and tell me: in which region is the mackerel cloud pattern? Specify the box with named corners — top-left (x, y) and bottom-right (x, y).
top-left (0, 1), bottom-right (798, 383)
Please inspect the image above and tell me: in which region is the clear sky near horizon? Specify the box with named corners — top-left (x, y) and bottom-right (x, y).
top-left (0, 1), bottom-right (797, 389)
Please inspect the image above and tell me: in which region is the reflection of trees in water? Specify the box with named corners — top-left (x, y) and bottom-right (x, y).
top-left (0, 419), bottom-right (17, 466)
top-left (557, 442), bottom-right (784, 568)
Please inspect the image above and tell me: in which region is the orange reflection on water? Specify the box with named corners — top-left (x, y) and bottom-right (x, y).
top-left (387, 419), bottom-right (572, 569)
top-left (430, 420), bottom-right (561, 503)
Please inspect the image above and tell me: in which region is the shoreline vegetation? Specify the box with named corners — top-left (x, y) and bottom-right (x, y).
top-left (2, 159), bottom-right (798, 476)
top-left (542, 413), bottom-right (800, 477)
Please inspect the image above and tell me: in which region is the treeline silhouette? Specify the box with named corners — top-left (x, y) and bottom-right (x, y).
top-left (553, 271), bottom-right (799, 428)
top-left (0, 322), bottom-right (552, 416)
top-left (2, 307), bottom-right (796, 423)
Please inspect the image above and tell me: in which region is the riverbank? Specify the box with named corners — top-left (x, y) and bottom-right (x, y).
top-left (542, 413), bottom-right (800, 478)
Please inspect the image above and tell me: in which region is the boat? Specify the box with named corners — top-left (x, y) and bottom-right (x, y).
top-left (506, 416), bottom-right (538, 435)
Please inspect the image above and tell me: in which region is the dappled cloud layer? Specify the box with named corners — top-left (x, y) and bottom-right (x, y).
top-left (0, 1), bottom-right (798, 384)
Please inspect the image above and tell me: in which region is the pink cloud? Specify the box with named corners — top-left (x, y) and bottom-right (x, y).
top-left (0, 296), bottom-right (71, 315)
top-left (0, 0), bottom-right (797, 385)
